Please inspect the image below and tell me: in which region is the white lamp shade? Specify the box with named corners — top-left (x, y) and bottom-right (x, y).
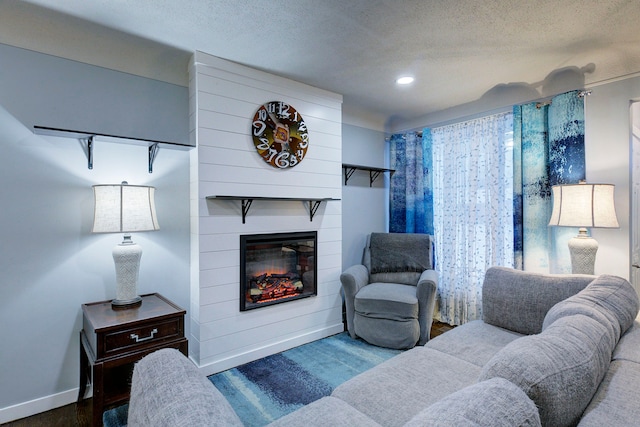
top-left (92, 184), bottom-right (159, 233)
top-left (549, 183), bottom-right (619, 228)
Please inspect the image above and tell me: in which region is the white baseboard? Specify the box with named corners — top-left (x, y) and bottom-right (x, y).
top-left (197, 324), bottom-right (345, 376)
top-left (0, 387), bottom-right (83, 424)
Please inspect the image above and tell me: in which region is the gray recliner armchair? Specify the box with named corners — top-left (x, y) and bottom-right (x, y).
top-left (340, 232), bottom-right (438, 349)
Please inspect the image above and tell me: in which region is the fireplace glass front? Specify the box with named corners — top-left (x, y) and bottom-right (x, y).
top-left (240, 231), bottom-right (317, 311)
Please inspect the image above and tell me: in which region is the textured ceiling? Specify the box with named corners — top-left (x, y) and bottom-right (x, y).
top-left (2, 0), bottom-right (640, 130)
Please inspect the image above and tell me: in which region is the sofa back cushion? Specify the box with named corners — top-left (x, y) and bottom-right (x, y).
top-left (543, 274), bottom-right (639, 343)
top-left (405, 378), bottom-right (541, 427)
top-left (478, 314), bottom-right (613, 427)
top-left (482, 267), bottom-right (594, 335)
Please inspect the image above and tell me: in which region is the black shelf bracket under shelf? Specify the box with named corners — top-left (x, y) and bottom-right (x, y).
top-left (342, 163), bottom-right (394, 186)
top-left (207, 196), bottom-right (341, 223)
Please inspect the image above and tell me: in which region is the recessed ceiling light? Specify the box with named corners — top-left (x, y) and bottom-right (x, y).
top-left (396, 76), bottom-right (414, 85)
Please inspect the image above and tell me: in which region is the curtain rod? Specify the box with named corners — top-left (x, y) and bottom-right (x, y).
top-left (390, 89), bottom-right (593, 135)
top-left (385, 130), bottom-right (423, 141)
top-left (536, 89), bottom-right (592, 109)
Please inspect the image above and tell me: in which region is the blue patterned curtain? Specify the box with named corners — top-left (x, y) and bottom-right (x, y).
top-left (389, 131), bottom-right (434, 234)
top-left (513, 90), bottom-right (585, 272)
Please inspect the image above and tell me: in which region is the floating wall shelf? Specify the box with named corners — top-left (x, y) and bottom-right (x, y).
top-left (207, 195), bottom-right (340, 223)
top-left (33, 125), bottom-right (192, 173)
top-left (342, 163), bottom-right (394, 186)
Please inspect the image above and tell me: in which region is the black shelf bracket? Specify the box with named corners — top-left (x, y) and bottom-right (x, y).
top-left (369, 170), bottom-right (383, 186)
top-left (342, 163), bottom-right (394, 187)
top-left (308, 200), bottom-right (323, 222)
top-left (207, 196), bottom-right (340, 224)
top-left (240, 199), bottom-right (253, 223)
top-left (87, 136), bottom-right (94, 170)
top-left (148, 143), bottom-right (160, 173)
top-left (344, 165), bottom-right (358, 185)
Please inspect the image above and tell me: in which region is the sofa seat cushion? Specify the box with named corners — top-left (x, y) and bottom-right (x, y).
top-left (425, 320), bottom-right (524, 367)
top-left (405, 378), bottom-right (541, 427)
top-left (577, 359), bottom-right (640, 427)
top-left (479, 314), bottom-right (612, 427)
top-left (613, 321), bottom-right (640, 363)
top-left (482, 267), bottom-right (594, 335)
top-left (268, 396), bottom-right (381, 427)
top-left (355, 282), bottom-right (418, 320)
top-left (332, 347), bottom-right (481, 427)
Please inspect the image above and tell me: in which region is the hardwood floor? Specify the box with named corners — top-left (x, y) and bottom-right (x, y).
top-left (431, 320), bottom-right (454, 338)
top-left (3, 322), bottom-right (454, 426)
top-left (2, 399), bottom-right (90, 427)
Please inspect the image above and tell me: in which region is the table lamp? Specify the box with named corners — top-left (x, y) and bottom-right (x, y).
top-left (548, 182), bottom-right (619, 274)
top-left (92, 182), bottom-right (159, 308)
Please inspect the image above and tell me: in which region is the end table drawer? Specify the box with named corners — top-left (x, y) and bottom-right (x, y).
top-left (103, 317), bottom-right (183, 356)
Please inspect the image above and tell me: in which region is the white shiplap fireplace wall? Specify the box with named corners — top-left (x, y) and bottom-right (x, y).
top-left (189, 52), bottom-right (344, 374)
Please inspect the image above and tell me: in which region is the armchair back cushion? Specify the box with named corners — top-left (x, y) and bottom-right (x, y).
top-left (364, 233), bottom-right (433, 285)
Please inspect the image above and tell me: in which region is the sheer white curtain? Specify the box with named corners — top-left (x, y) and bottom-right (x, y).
top-left (432, 112), bottom-right (514, 325)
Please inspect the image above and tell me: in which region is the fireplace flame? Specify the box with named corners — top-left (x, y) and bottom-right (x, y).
top-left (247, 271), bottom-right (303, 304)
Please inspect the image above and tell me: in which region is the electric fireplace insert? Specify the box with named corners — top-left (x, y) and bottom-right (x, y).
top-left (240, 231), bottom-right (317, 311)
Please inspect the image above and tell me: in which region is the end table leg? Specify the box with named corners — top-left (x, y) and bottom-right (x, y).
top-left (78, 332), bottom-right (88, 402)
top-left (93, 362), bottom-right (104, 427)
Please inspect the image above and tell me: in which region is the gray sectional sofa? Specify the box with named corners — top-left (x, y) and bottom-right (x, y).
top-left (128, 267), bottom-right (640, 426)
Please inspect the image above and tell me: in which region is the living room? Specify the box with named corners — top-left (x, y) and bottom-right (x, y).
top-left (1, 1), bottom-right (640, 424)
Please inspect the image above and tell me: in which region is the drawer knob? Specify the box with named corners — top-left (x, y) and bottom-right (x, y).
top-left (130, 328), bottom-right (158, 343)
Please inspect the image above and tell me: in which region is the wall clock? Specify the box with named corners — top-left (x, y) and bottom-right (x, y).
top-left (251, 101), bottom-right (309, 169)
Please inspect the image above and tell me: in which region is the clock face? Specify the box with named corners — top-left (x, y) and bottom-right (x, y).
top-left (251, 101), bottom-right (309, 169)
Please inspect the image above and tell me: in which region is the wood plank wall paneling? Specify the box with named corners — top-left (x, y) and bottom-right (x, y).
top-left (189, 52), bottom-right (344, 374)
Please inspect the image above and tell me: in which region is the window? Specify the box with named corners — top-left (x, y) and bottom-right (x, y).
top-left (431, 112), bottom-right (514, 324)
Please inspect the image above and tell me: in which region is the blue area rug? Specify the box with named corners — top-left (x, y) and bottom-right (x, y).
top-left (104, 332), bottom-right (401, 427)
top-left (209, 332), bottom-right (402, 426)
top-left (103, 403), bottom-right (128, 427)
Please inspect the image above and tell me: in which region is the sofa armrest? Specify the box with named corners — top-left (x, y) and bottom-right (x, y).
top-left (128, 348), bottom-right (243, 427)
top-left (417, 269), bottom-right (438, 345)
top-left (482, 267), bottom-right (595, 335)
top-left (340, 264), bottom-right (369, 338)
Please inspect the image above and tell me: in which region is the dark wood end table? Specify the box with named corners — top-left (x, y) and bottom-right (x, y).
top-left (78, 293), bottom-right (188, 426)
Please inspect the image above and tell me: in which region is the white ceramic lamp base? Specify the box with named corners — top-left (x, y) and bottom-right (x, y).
top-left (567, 229), bottom-right (598, 275)
top-left (112, 234), bottom-right (143, 308)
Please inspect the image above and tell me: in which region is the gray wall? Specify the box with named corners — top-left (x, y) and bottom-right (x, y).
top-left (0, 45), bottom-right (191, 420)
top-left (0, 43), bottom-right (190, 145)
top-left (341, 123), bottom-right (388, 269)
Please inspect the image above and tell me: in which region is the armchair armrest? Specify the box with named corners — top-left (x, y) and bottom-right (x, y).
top-left (340, 264), bottom-right (369, 338)
top-left (417, 269), bottom-right (438, 345)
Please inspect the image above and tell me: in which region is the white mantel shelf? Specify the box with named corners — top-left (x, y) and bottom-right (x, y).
top-left (206, 195), bottom-right (341, 223)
